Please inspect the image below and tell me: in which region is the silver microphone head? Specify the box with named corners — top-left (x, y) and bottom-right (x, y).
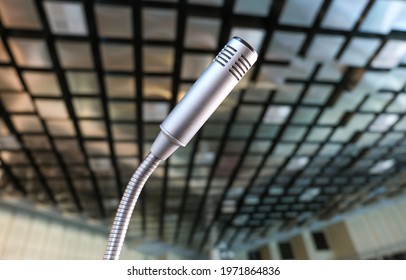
top-left (151, 37), bottom-right (258, 160)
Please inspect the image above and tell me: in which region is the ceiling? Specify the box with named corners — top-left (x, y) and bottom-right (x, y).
top-left (1, 0), bottom-right (406, 257)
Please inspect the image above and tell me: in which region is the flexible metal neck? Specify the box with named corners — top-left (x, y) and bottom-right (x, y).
top-left (104, 153), bottom-right (161, 260)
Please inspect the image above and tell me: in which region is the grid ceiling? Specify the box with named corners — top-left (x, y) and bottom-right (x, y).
top-left (1, 0), bottom-right (406, 256)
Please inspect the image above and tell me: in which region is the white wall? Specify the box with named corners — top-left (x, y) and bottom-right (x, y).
top-left (324, 221), bottom-right (357, 259)
top-left (345, 198), bottom-right (406, 259)
top-left (268, 242), bottom-right (281, 260)
top-left (0, 203), bottom-right (144, 260)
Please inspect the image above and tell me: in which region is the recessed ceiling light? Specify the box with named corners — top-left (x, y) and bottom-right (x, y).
top-left (369, 114), bottom-right (399, 132)
top-left (299, 187), bottom-right (320, 202)
top-left (262, 105), bottom-right (292, 124)
top-left (286, 156), bottom-right (309, 171)
top-left (44, 1), bottom-right (88, 36)
top-left (369, 159), bottom-right (395, 174)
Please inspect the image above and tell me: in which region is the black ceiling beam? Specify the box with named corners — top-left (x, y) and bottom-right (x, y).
top-left (159, 0), bottom-right (188, 240)
top-left (334, 0), bottom-right (376, 60)
top-left (185, 0), bottom-right (237, 250)
top-left (0, 157), bottom-right (27, 195)
top-left (2, 53), bottom-right (404, 76)
top-left (297, 0), bottom-right (332, 56)
top-left (228, 0), bottom-right (382, 246)
top-left (228, 65), bottom-right (327, 246)
top-left (208, 90), bottom-right (276, 248)
top-left (238, 68), bottom-right (369, 244)
top-left (197, 0), bottom-right (286, 250)
top-left (238, 84), bottom-right (402, 246)
top-left (33, 0), bottom-right (105, 217)
top-left (173, 134), bottom-right (200, 244)
top-left (0, 101), bottom-right (56, 204)
top-left (0, 20), bottom-right (59, 205)
top-left (189, 91), bottom-right (241, 250)
top-left (131, 0), bottom-right (148, 233)
top-left (250, 0), bottom-right (286, 80)
top-left (5, 15), bottom-right (406, 44)
top-left (83, 1), bottom-right (124, 200)
top-left (291, 11), bottom-right (405, 229)
top-left (225, 64), bottom-right (323, 247)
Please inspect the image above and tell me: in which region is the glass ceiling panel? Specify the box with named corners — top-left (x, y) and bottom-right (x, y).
top-left (339, 37), bottom-right (381, 67)
top-left (79, 120), bottom-right (106, 138)
top-left (11, 115), bottom-right (43, 133)
top-left (282, 126), bottom-right (307, 142)
top-left (66, 71), bottom-right (99, 94)
top-left (0, 92), bottom-right (35, 113)
top-left (372, 40), bottom-right (406, 68)
top-left (143, 46), bottom-right (175, 73)
top-left (43, 1), bottom-right (87, 36)
top-left (23, 71), bottom-right (61, 96)
top-left (72, 97), bottom-right (103, 118)
top-left (306, 127), bottom-right (332, 142)
top-left (8, 38), bottom-right (52, 68)
top-left (142, 8), bottom-right (177, 41)
top-left (360, 94), bottom-right (393, 112)
top-left (188, 0), bottom-right (223, 6)
top-left (112, 124), bottom-right (136, 141)
top-left (181, 54), bottom-right (213, 79)
top-left (306, 35), bottom-right (345, 62)
top-left (47, 120), bottom-right (76, 137)
top-left (262, 105), bottom-right (291, 124)
top-left (0, 0), bottom-right (42, 30)
top-left (236, 105), bottom-right (263, 122)
top-left (316, 62), bottom-right (345, 82)
top-left (108, 102), bottom-right (136, 121)
top-left (104, 75), bottom-right (136, 99)
top-left (291, 107), bottom-right (319, 125)
top-left (360, 1), bottom-right (406, 35)
top-left (100, 43), bottom-right (134, 72)
top-left (143, 102), bottom-right (169, 122)
top-left (303, 84), bottom-right (333, 105)
top-left (233, 0), bottom-right (272, 16)
top-left (56, 41), bottom-right (93, 69)
top-left (143, 77), bottom-right (172, 100)
top-left (114, 143), bottom-right (138, 156)
top-left (321, 0), bottom-right (368, 31)
top-left (279, 0), bottom-right (324, 27)
top-left (184, 17), bottom-right (221, 50)
top-left (95, 4), bottom-right (132, 39)
top-left (35, 99), bottom-right (69, 119)
top-left (265, 31), bottom-right (306, 61)
top-left (85, 140), bottom-right (110, 156)
top-left (387, 94), bottom-right (406, 113)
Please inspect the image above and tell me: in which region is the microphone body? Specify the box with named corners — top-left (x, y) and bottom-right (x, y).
top-left (151, 37), bottom-right (258, 160)
top-left (104, 37), bottom-right (258, 260)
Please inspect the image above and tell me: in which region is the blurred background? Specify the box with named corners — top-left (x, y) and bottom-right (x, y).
top-left (1, 0), bottom-right (406, 260)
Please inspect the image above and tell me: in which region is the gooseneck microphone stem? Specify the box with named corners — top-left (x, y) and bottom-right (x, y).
top-left (104, 153), bottom-right (160, 260)
top-left (104, 37), bottom-right (257, 260)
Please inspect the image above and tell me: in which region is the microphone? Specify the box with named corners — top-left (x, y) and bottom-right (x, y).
top-left (151, 37), bottom-right (258, 160)
top-left (104, 37), bottom-right (257, 260)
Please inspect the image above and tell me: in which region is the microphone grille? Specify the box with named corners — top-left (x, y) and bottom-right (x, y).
top-left (214, 44), bottom-right (236, 67)
top-left (214, 42), bottom-right (253, 81)
top-left (229, 55), bottom-right (251, 80)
